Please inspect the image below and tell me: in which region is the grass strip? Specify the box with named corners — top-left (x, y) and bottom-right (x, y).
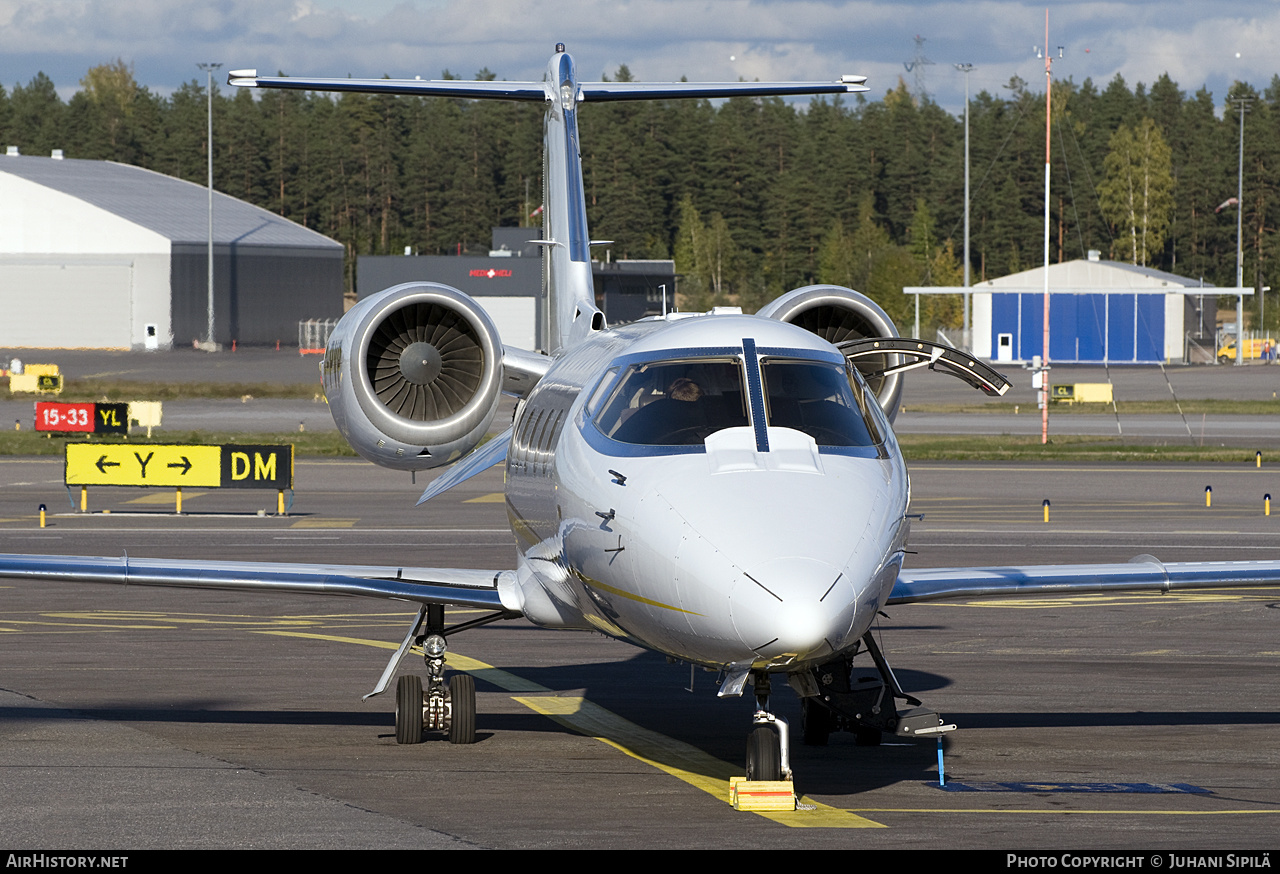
top-left (15, 380), bottom-right (321, 401)
top-left (896, 434), bottom-right (1268, 463)
top-left (0, 430), bottom-right (1267, 463)
top-left (0, 430), bottom-right (358, 457)
top-left (903, 399), bottom-right (1280, 415)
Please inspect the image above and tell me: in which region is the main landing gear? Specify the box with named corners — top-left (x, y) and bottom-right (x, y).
top-left (394, 643), bottom-right (476, 745)
top-left (798, 631), bottom-right (954, 747)
top-left (382, 603), bottom-right (506, 745)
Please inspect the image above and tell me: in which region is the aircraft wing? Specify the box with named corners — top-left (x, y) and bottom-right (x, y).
top-left (579, 79), bottom-right (869, 101)
top-left (227, 72), bottom-right (549, 101)
top-left (890, 556), bottom-right (1280, 604)
top-left (227, 74), bottom-right (870, 104)
top-left (0, 553), bottom-right (517, 612)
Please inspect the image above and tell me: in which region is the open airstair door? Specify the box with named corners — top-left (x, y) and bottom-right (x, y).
top-left (838, 338), bottom-right (1012, 397)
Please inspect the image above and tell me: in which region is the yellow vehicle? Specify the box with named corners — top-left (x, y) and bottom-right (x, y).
top-left (1217, 338), bottom-right (1277, 360)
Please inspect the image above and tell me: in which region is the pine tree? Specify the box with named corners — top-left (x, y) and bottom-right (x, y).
top-left (9, 72), bottom-right (65, 156)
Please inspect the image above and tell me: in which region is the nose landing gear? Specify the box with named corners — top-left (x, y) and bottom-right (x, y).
top-left (745, 671), bottom-right (791, 782)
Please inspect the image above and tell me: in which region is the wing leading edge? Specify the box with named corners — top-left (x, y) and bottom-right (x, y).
top-left (891, 555), bottom-right (1280, 604)
top-left (0, 554), bottom-right (517, 612)
top-left (226, 73), bottom-right (869, 103)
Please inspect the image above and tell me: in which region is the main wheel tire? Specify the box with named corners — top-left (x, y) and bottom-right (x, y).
top-left (395, 675), bottom-right (424, 744)
top-left (447, 673), bottom-right (476, 745)
top-left (745, 726), bottom-right (782, 781)
top-left (801, 698), bottom-right (834, 746)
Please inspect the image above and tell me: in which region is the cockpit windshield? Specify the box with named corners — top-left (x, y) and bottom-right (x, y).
top-left (590, 352), bottom-right (885, 452)
top-left (759, 358), bottom-right (882, 448)
top-left (593, 358), bottom-right (747, 446)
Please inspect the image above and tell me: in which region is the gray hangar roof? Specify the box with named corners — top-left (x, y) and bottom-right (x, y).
top-left (0, 155), bottom-right (341, 250)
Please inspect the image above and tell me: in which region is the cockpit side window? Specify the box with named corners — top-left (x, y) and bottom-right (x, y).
top-left (584, 367), bottom-right (619, 419)
top-left (594, 358), bottom-right (747, 446)
top-left (760, 358), bottom-right (882, 448)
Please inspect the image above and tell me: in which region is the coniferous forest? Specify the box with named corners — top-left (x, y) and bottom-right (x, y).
top-left (3, 60), bottom-right (1278, 333)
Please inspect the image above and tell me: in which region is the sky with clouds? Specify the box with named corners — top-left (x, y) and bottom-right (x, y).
top-left (0, 0), bottom-right (1274, 115)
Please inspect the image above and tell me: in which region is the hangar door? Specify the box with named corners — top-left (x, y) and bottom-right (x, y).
top-left (989, 292), bottom-right (1165, 363)
top-left (0, 262), bottom-right (133, 348)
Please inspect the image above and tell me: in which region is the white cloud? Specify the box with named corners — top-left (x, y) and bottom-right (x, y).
top-left (1, 0), bottom-right (1279, 113)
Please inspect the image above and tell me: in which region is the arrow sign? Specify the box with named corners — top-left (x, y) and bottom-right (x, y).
top-left (66, 444), bottom-right (222, 487)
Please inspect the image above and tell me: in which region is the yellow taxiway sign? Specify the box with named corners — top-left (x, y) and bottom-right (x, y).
top-left (65, 443), bottom-right (292, 489)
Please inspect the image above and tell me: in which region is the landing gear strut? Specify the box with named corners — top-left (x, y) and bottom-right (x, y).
top-left (745, 670), bottom-right (790, 781)
top-left (800, 631), bottom-right (954, 746)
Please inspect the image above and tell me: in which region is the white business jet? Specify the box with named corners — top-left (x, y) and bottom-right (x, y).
top-left (4, 46), bottom-right (1280, 783)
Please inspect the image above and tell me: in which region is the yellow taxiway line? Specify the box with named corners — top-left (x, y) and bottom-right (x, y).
top-left (261, 628), bottom-right (882, 828)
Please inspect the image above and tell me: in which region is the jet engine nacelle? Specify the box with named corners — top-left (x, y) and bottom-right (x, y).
top-left (757, 285), bottom-right (903, 423)
top-left (322, 282), bottom-right (503, 471)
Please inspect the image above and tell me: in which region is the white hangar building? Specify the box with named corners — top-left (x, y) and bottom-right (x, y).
top-left (0, 154), bottom-right (344, 350)
top-left (908, 257), bottom-right (1217, 364)
top-left (970, 258), bottom-right (1218, 364)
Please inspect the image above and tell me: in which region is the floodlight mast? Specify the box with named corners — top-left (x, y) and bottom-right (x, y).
top-left (197, 62), bottom-right (222, 350)
top-left (1233, 97), bottom-right (1251, 367)
top-left (1038, 12), bottom-right (1057, 444)
top-left (954, 63), bottom-right (974, 349)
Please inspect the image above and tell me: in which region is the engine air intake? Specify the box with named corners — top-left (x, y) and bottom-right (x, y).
top-left (369, 302), bottom-right (484, 420)
top-left (323, 282), bottom-right (503, 471)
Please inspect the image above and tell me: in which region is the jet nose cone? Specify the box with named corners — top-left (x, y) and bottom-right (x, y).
top-left (730, 556), bottom-right (858, 664)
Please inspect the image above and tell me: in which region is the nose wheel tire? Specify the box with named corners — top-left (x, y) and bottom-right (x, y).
top-left (745, 726), bottom-right (782, 781)
top-left (448, 673), bottom-right (476, 744)
top-left (395, 674), bottom-right (424, 744)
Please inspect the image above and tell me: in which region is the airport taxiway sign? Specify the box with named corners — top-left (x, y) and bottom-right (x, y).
top-left (66, 444), bottom-right (222, 487)
top-left (65, 443), bottom-right (293, 489)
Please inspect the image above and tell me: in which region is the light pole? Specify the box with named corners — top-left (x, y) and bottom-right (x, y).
top-left (954, 63), bottom-right (973, 349)
top-left (197, 62), bottom-right (222, 350)
top-left (1232, 96), bottom-right (1250, 366)
top-left (1036, 14), bottom-right (1060, 444)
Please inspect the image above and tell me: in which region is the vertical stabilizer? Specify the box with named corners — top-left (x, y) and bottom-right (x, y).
top-left (541, 47), bottom-right (605, 354)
